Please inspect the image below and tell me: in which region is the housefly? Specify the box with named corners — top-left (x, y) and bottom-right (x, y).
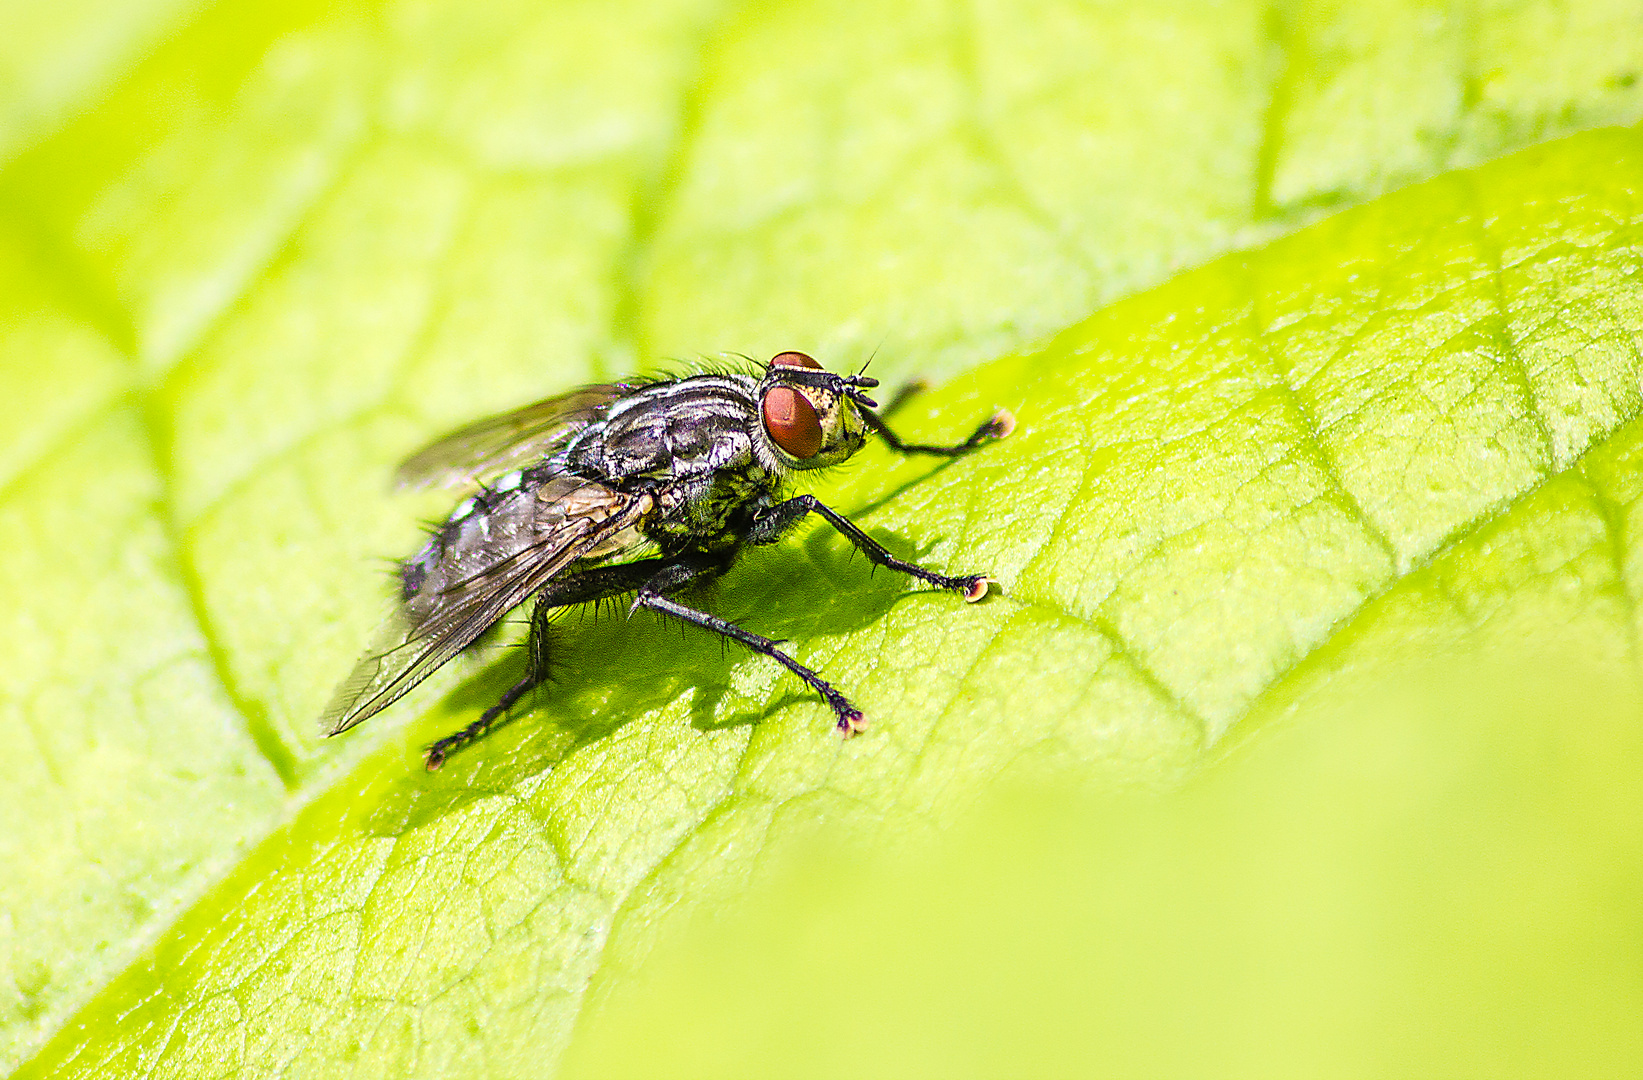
top-left (318, 351), bottom-right (1013, 769)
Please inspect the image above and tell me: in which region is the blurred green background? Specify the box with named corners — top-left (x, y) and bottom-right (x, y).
top-left (2, 0), bottom-right (1641, 1076)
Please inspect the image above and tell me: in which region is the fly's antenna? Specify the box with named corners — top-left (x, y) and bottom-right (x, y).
top-left (856, 335), bottom-right (886, 378)
top-left (771, 365), bottom-right (881, 409)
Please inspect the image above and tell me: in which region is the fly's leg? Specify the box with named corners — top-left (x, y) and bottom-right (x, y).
top-left (633, 559), bottom-right (868, 737)
top-left (860, 401), bottom-right (1014, 457)
top-left (424, 644), bottom-right (542, 771)
top-left (424, 558), bottom-right (669, 770)
top-left (748, 494), bottom-right (994, 601)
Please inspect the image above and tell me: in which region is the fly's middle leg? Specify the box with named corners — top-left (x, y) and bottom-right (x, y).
top-left (633, 558), bottom-right (868, 737)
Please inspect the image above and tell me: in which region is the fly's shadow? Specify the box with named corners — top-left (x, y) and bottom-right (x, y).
top-left (364, 521), bottom-right (955, 836)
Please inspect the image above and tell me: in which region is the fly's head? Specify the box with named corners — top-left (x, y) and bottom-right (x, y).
top-left (755, 351), bottom-right (878, 472)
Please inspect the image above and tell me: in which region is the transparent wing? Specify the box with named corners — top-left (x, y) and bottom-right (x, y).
top-left (395, 384), bottom-right (631, 491)
top-left (318, 478), bottom-right (649, 736)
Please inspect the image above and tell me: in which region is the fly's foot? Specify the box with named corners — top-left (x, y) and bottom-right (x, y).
top-left (425, 724), bottom-right (482, 771)
top-left (980, 409), bottom-right (1016, 441)
top-left (835, 707), bottom-right (868, 737)
top-left (816, 682), bottom-right (867, 737)
top-left (423, 686), bottom-right (527, 770)
top-left (919, 571), bottom-right (997, 601)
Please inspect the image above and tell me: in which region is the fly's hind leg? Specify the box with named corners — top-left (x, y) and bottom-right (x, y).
top-left (424, 558), bottom-right (668, 770)
top-left (423, 591), bottom-right (554, 770)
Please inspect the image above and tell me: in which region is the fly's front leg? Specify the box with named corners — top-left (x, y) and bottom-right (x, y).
top-left (633, 558), bottom-right (869, 736)
top-left (425, 558), bottom-right (669, 770)
top-left (748, 495), bottom-right (995, 602)
top-left (860, 400), bottom-right (1014, 457)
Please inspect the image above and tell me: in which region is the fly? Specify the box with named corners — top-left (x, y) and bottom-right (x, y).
top-left (318, 351), bottom-right (1013, 769)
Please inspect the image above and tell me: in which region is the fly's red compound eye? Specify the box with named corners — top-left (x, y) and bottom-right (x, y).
top-left (762, 385), bottom-right (823, 458)
top-left (763, 351), bottom-right (826, 457)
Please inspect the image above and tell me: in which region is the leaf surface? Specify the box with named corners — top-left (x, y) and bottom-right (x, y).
top-left (2, 0), bottom-right (1641, 1075)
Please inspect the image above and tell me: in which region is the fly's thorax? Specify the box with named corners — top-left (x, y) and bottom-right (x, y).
top-left (567, 375), bottom-right (764, 484)
top-left (642, 463), bottom-right (776, 549)
top-left (753, 352), bottom-right (871, 473)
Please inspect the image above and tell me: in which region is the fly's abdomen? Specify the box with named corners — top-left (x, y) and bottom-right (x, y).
top-left (400, 470), bottom-right (652, 604)
top-left (400, 471), bottom-right (541, 605)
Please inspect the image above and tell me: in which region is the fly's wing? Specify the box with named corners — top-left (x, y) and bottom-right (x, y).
top-left (395, 384), bottom-right (631, 491)
top-left (318, 476), bottom-right (651, 736)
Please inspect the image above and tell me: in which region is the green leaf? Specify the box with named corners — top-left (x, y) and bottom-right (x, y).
top-left (3, 0), bottom-right (1642, 1076)
top-left (568, 133), bottom-right (1643, 1079)
top-left (565, 653), bottom-right (1643, 1078)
